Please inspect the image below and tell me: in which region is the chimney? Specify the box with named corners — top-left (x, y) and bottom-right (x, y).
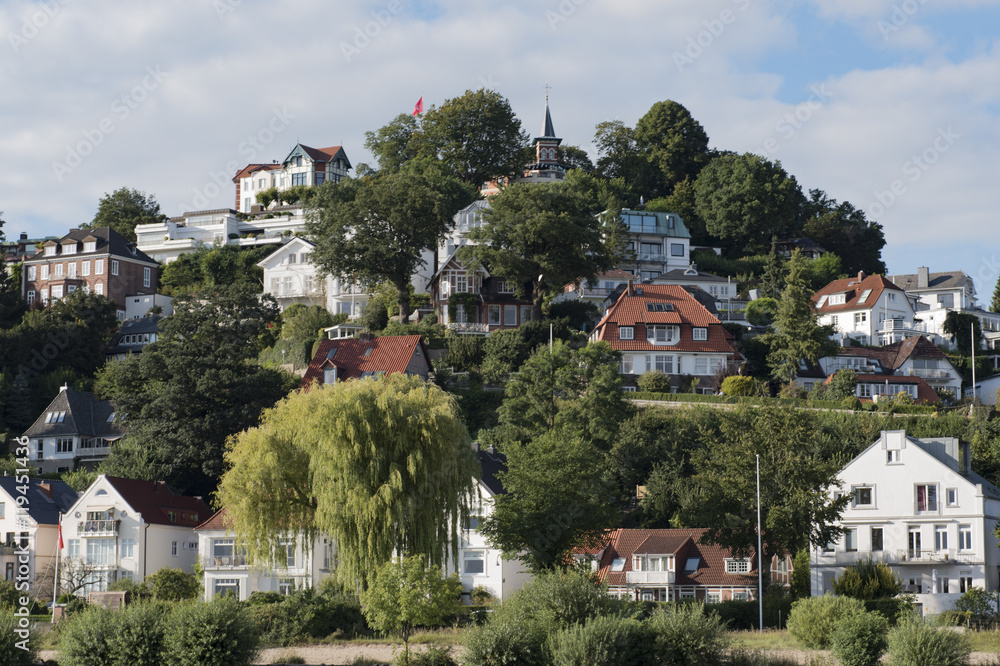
top-left (917, 266), bottom-right (929, 289)
top-left (626, 280), bottom-right (634, 296)
top-left (19, 232), bottom-right (27, 241)
top-left (59, 384), bottom-right (68, 392)
top-left (857, 271), bottom-right (865, 282)
top-left (358, 332), bottom-right (375, 342)
top-left (38, 482), bottom-right (52, 499)
top-left (471, 441), bottom-right (480, 453)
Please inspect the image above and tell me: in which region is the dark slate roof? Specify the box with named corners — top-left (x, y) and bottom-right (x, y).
top-left (888, 271), bottom-right (974, 292)
top-left (106, 316), bottom-right (164, 356)
top-left (22, 388), bottom-right (125, 440)
top-left (26, 227), bottom-right (158, 265)
top-left (538, 99), bottom-right (558, 140)
top-left (476, 445), bottom-right (506, 496)
top-left (103, 476), bottom-right (210, 527)
top-left (0, 477), bottom-right (77, 525)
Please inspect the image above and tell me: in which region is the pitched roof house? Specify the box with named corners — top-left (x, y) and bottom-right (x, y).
top-left (813, 272), bottom-right (917, 346)
top-left (22, 387), bottom-right (125, 474)
top-left (233, 143), bottom-right (351, 213)
top-left (302, 334), bottom-right (432, 387)
top-left (0, 477), bottom-right (77, 593)
top-left (590, 283), bottom-right (742, 392)
top-left (60, 475), bottom-right (210, 594)
top-left (590, 528), bottom-right (758, 602)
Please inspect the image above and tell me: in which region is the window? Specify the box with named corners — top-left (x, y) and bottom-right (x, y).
top-left (945, 488), bottom-right (958, 507)
top-left (86, 538), bottom-right (116, 565)
top-left (936, 577), bottom-right (950, 594)
top-left (647, 325), bottom-right (678, 344)
top-left (121, 539), bottom-right (135, 559)
top-left (916, 484), bottom-right (937, 512)
top-left (654, 355), bottom-right (674, 374)
top-left (853, 486), bottom-right (873, 507)
top-left (725, 559), bottom-right (751, 574)
top-left (67, 539), bottom-right (80, 559)
top-left (871, 527), bottom-right (883, 552)
top-left (26, 291), bottom-right (35, 305)
top-left (465, 515), bottom-right (483, 531)
top-left (171, 541), bottom-right (178, 557)
top-left (0, 503), bottom-right (3, 519)
top-left (844, 528), bottom-right (858, 552)
top-left (504, 305), bottom-right (516, 326)
top-left (95, 259), bottom-right (104, 275)
top-left (244, 197), bottom-right (251, 210)
top-left (463, 551), bottom-right (485, 575)
top-left (280, 538), bottom-right (295, 567)
top-left (620, 355), bottom-right (634, 374)
top-left (855, 312), bottom-right (867, 325)
top-left (857, 289), bottom-right (872, 304)
top-left (908, 526), bottom-right (921, 558)
top-left (84, 241), bottom-right (96, 253)
top-left (959, 573), bottom-right (973, 594)
top-left (707, 590), bottom-right (721, 604)
top-left (958, 525), bottom-right (972, 551)
top-left (44, 245), bottom-right (56, 257)
top-left (27, 266), bottom-right (36, 281)
top-left (695, 357), bottom-right (708, 375)
top-left (828, 293), bottom-right (846, 305)
top-left (40, 265), bottom-right (49, 280)
top-left (95, 283), bottom-right (103, 295)
top-left (610, 557), bottom-right (626, 572)
top-left (315, 172), bottom-right (325, 185)
top-left (887, 450), bottom-right (901, 464)
top-left (51, 285), bottom-right (63, 300)
top-left (908, 577), bottom-right (922, 594)
top-left (488, 305), bottom-right (501, 325)
top-left (110, 260), bottom-right (119, 276)
top-left (497, 280), bottom-right (515, 294)
top-left (67, 262), bottom-right (76, 277)
top-left (935, 526), bottom-right (948, 551)
top-left (520, 305), bottom-right (532, 323)
top-left (291, 172), bottom-right (308, 186)
top-left (619, 326), bottom-right (634, 340)
top-left (693, 328), bottom-right (708, 341)
top-left (56, 438), bottom-right (73, 453)
top-left (143, 267), bottom-right (151, 288)
top-left (214, 578), bottom-right (240, 598)
top-left (670, 243), bottom-right (685, 257)
top-left (81, 261), bottom-right (90, 276)
top-left (278, 577), bottom-right (295, 595)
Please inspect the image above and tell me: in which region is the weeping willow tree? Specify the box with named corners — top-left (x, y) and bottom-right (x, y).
top-left (217, 373), bottom-right (479, 587)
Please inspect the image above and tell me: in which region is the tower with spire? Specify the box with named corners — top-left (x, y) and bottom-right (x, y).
top-left (519, 84), bottom-right (566, 185)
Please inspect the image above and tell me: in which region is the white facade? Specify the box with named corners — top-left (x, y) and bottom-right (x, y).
top-left (0, 479), bottom-right (76, 593)
top-left (818, 290), bottom-right (918, 346)
top-left (59, 476), bottom-right (206, 594)
top-left (196, 522), bottom-right (332, 601)
top-left (257, 237), bottom-right (369, 317)
top-left (235, 144), bottom-right (351, 214)
top-left (812, 430), bottom-right (1000, 617)
top-left (122, 293), bottom-right (173, 319)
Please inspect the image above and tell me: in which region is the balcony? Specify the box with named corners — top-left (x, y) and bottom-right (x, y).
top-left (78, 520), bottom-right (120, 536)
top-left (818, 549), bottom-right (982, 566)
top-left (447, 322), bottom-right (490, 334)
top-left (880, 319), bottom-right (927, 333)
top-left (203, 555), bottom-right (248, 568)
top-left (625, 571), bottom-right (675, 585)
top-left (905, 368), bottom-right (952, 380)
top-left (825, 361), bottom-right (882, 374)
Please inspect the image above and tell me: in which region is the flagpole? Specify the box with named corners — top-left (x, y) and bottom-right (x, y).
top-left (756, 454), bottom-right (763, 633)
top-left (53, 514), bottom-right (62, 613)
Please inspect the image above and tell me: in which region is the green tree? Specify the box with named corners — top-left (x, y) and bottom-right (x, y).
top-left (0, 212), bottom-right (26, 330)
top-left (745, 297), bottom-right (779, 327)
top-left (633, 99), bottom-right (711, 198)
top-left (421, 89), bottom-right (529, 187)
top-left (481, 427), bottom-right (619, 573)
top-left (594, 120), bottom-right (651, 196)
top-left (694, 153), bottom-right (805, 255)
top-left (364, 113), bottom-right (433, 174)
top-left (645, 177), bottom-right (708, 245)
top-left (147, 567), bottom-right (201, 601)
top-left (360, 555), bottom-right (462, 665)
top-left (791, 549), bottom-right (811, 599)
top-left (992, 276), bottom-right (1000, 313)
top-left (278, 304), bottom-right (334, 344)
top-left (463, 181), bottom-right (627, 320)
top-left (163, 596), bottom-right (260, 666)
top-left (83, 187), bottom-right (167, 243)
top-left (96, 285), bottom-right (288, 495)
top-left (217, 373), bottom-right (478, 588)
top-left (943, 311), bottom-right (981, 354)
top-left (825, 369), bottom-right (859, 401)
top-left (802, 189), bottom-right (886, 276)
top-left (764, 250), bottom-right (838, 384)
top-left (4, 373), bottom-right (34, 432)
top-left (801, 252), bottom-right (844, 292)
top-left (557, 145), bottom-right (595, 172)
top-left (677, 404), bottom-right (850, 564)
top-left (307, 168), bottom-right (474, 324)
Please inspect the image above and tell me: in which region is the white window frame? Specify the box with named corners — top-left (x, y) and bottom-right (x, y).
top-left (647, 325), bottom-right (678, 345)
top-left (619, 326), bottom-right (634, 340)
top-left (81, 261), bottom-right (90, 276)
top-left (693, 327), bottom-right (708, 341)
top-left (852, 485), bottom-right (874, 508)
top-left (95, 259), bottom-right (104, 275)
top-left (111, 260), bottom-right (119, 276)
top-left (724, 559), bottom-right (750, 574)
top-left (488, 305), bottom-right (501, 325)
top-left (463, 550), bottom-right (486, 575)
top-left (143, 267), bottom-right (151, 288)
top-left (958, 525), bottom-right (972, 551)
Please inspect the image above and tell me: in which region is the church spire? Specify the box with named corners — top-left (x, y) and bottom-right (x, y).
top-left (539, 82), bottom-right (557, 139)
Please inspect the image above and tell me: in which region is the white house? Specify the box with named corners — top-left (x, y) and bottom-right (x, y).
top-left (59, 476), bottom-right (209, 594)
top-left (22, 387), bottom-right (125, 474)
top-left (256, 237), bottom-right (368, 316)
top-left (0, 477), bottom-right (76, 593)
top-left (233, 143), bottom-right (351, 214)
top-left (813, 273), bottom-right (918, 346)
top-left (194, 509), bottom-right (332, 601)
top-left (445, 445), bottom-right (532, 603)
top-left (812, 430), bottom-right (1000, 617)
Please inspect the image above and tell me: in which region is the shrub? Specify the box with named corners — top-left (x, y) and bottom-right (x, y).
top-left (790, 549), bottom-right (811, 600)
top-left (953, 587), bottom-right (999, 629)
top-left (107, 577), bottom-right (152, 602)
top-left (463, 608), bottom-right (548, 666)
top-left (711, 600), bottom-right (758, 631)
top-left (249, 584), bottom-right (365, 646)
top-left (147, 567), bottom-right (200, 601)
top-left (833, 557), bottom-right (903, 600)
top-left (830, 610), bottom-right (889, 666)
top-left (112, 602), bottom-right (170, 666)
top-left (58, 606), bottom-right (119, 666)
top-left (549, 615), bottom-right (656, 666)
top-left (396, 646), bottom-right (459, 666)
top-left (787, 594), bottom-right (865, 649)
top-left (162, 596), bottom-right (260, 666)
top-left (721, 375), bottom-right (760, 396)
top-left (745, 297), bottom-right (778, 327)
top-left (885, 619), bottom-right (971, 666)
top-left (0, 613), bottom-right (36, 666)
top-left (779, 382), bottom-right (807, 399)
top-left (647, 603), bottom-right (729, 665)
top-left (637, 370), bottom-right (672, 393)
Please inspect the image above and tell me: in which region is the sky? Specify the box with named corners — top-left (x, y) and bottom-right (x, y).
top-left (3, 0), bottom-right (1000, 297)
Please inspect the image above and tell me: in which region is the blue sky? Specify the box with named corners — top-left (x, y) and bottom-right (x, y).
top-left (2, 0), bottom-right (1000, 296)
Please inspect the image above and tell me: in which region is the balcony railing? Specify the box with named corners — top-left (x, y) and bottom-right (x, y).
top-left (447, 322), bottom-right (491, 334)
top-left (825, 361), bottom-right (882, 374)
top-left (78, 520), bottom-right (120, 536)
top-left (203, 555), bottom-right (248, 568)
top-left (817, 549), bottom-right (982, 565)
top-left (906, 368), bottom-right (951, 379)
top-left (880, 320), bottom-right (928, 333)
top-left (625, 571), bottom-right (676, 585)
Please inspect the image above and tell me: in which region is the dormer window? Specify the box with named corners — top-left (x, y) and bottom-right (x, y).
top-left (724, 558), bottom-right (751, 574)
top-left (62, 243), bottom-right (77, 255)
top-left (693, 328), bottom-right (708, 341)
top-left (84, 241), bottom-right (97, 253)
top-left (45, 246), bottom-right (57, 257)
top-left (619, 326), bottom-right (634, 341)
top-left (828, 294), bottom-right (847, 306)
top-left (647, 325), bottom-right (679, 345)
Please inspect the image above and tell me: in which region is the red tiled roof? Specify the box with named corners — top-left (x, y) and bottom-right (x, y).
top-left (299, 144), bottom-right (347, 163)
top-left (812, 274), bottom-right (905, 314)
top-left (301, 335), bottom-right (430, 387)
top-left (596, 528), bottom-right (757, 588)
top-left (104, 476), bottom-right (210, 527)
top-left (232, 163), bottom-right (282, 182)
top-left (593, 284), bottom-right (741, 358)
top-left (194, 507), bottom-right (233, 532)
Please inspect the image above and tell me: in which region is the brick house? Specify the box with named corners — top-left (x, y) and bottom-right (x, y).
top-left (21, 227), bottom-right (159, 316)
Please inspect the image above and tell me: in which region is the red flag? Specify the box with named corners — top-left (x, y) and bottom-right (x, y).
top-left (58, 523), bottom-right (64, 549)
top-left (412, 97), bottom-right (423, 116)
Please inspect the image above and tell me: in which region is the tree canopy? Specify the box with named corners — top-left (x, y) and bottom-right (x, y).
top-left (83, 187), bottom-right (167, 243)
top-left (307, 167), bottom-right (474, 323)
top-left (217, 373), bottom-right (479, 588)
top-left (462, 181), bottom-right (627, 320)
top-left (96, 284), bottom-right (290, 495)
top-left (633, 100), bottom-right (711, 198)
top-left (802, 190), bottom-right (886, 276)
top-left (158, 244), bottom-right (272, 295)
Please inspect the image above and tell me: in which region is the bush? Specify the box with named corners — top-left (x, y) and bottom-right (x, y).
top-left (885, 619), bottom-right (970, 666)
top-left (711, 600), bottom-right (759, 631)
top-left (107, 577), bottom-right (152, 602)
top-left (112, 602), bottom-right (170, 666)
top-left (647, 603), bottom-right (730, 665)
top-left (463, 608), bottom-right (549, 666)
top-left (830, 610), bottom-right (889, 666)
top-left (147, 567), bottom-right (201, 601)
top-left (787, 594), bottom-right (865, 649)
top-left (163, 596), bottom-right (260, 666)
top-left (549, 615), bottom-right (655, 666)
top-left (396, 646), bottom-right (459, 666)
top-left (721, 375), bottom-right (760, 397)
top-left (58, 605), bottom-right (119, 666)
top-left (637, 370), bottom-right (672, 393)
top-left (745, 297), bottom-right (778, 327)
top-left (0, 613), bottom-right (36, 666)
top-left (952, 587), bottom-right (999, 629)
top-left (249, 583), bottom-right (365, 646)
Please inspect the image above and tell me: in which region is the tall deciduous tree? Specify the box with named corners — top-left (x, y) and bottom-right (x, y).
top-left (943, 311), bottom-right (982, 354)
top-left (694, 153), bottom-right (805, 255)
top-left (633, 100), bottom-right (711, 198)
top-left (83, 187), bottom-right (167, 243)
top-left (463, 181), bottom-right (627, 320)
top-left (676, 404), bottom-right (850, 563)
top-left (217, 374), bottom-right (478, 588)
top-left (764, 250), bottom-right (838, 384)
top-left (802, 189), bottom-right (887, 276)
top-left (96, 284), bottom-right (289, 495)
top-left (307, 168), bottom-right (474, 324)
